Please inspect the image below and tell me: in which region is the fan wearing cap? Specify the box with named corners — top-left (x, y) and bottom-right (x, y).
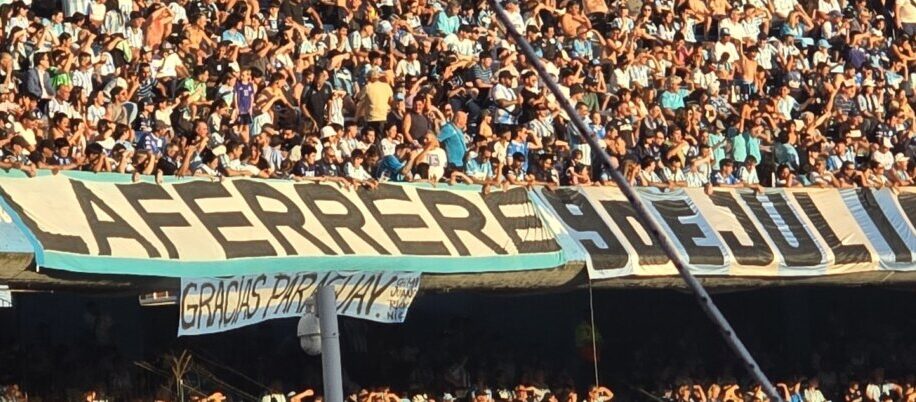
top-left (714, 28), bottom-right (739, 63)
top-left (395, 46), bottom-right (422, 78)
top-left (0, 135), bottom-right (36, 176)
top-left (357, 68), bottom-right (394, 135)
top-left (856, 79), bottom-right (883, 122)
top-left (888, 153), bottom-right (914, 186)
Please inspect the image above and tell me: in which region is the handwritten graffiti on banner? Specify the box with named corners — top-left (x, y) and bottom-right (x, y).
top-left (0, 174), bottom-right (563, 276)
top-left (537, 187), bottom-right (916, 279)
top-left (179, 271), bottom-right (421, 336)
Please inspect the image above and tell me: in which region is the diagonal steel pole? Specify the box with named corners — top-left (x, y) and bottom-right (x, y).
top-left (486, 2), bottom-right (783, 401)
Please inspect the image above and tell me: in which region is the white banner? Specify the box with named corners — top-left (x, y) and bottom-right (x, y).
top-left (0, 174), bottom-right (565, 277)
top-left (537, 187), bottom-right (916, 279)
top-left (0, 285), bottom-right (11, 308)
top-left (179, 271), bottom-right (421, 336)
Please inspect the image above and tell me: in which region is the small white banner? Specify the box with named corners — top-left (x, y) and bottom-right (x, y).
top-left (0, 285), bottom-right (11, 308)
top-left (178, 271), bottom-right (421, 336)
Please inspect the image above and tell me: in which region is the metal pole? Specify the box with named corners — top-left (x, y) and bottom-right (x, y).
top-left (317, 286), bottom-right (344, 402)
top-left (486, 2), bottom-right (783, 401)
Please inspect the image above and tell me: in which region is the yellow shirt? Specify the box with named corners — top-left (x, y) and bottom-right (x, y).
top-left (900, 0), bottom-right (916, 23)
top-left (361, 81), bottom-right (393, 122)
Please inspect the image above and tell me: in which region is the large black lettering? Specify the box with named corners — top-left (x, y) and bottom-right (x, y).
top-left (180, 282), bottom-right (198, 330)
top-left (357, 184), bottom-right (448, 255)
top-left (365, 274), bottom-right (398, 316)
top-left (196, 282), bottom-right (215, 328)
top-left (224, 279), bottom-right (240, 325)
top-left (209, 280), bottom-right (226, 327)
top-left (856, 189), bottom-right (911, 263)
top-left (541, 188), bottom-right (628, 270)
top-left (740, 193), bottom-right (825, 267)
top-left (709, 192), bottom-right (774, 266)
top-left (650, 199), bottom-right (725, 266)
top-left (265, 274), bottom-right (291, 317)
top-left (600, 200), bottom-right (670, 266)
top-left (483, 188), bottom-right (561, 253)
top-left (296, 184), bottom-right (388, 255)
top-left (291, 273), bottom-right (319, 314)
top-left (0, 186), bottom-right (88, 254)
top-left (896, 192), bottom-right (916, 236)
top-left (417, 188), bottom-right (507, 256)
top-left (233, 180), bottom-right (335, 255)
top-left (118, 182), bottom-right (190, 259)
top-left (246, 274), bottom-right (267, 319)
top-left (173, 181), bottom-right (275, 259)
top-left (339, 274), bottom-right (376, 315)
top-left (793, 193), bottom-right (871, 265)
top-left (71, 181), bottom-right (160, 257)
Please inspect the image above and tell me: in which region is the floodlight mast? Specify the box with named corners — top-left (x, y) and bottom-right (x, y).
top-left (486, 2), bottom-right (783, 401)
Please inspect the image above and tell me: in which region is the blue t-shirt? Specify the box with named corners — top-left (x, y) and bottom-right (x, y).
top-left (376, 155), bottom-right (407, 181)
top-left (433, 12), bottom-right (459, 36)
top-left (438, 122), bottom-right (467, 168)
top-left (221, 29), bottom-right (247, 47)
top-left (707, 133), bottom-right (726, 167)
top-left (775, 142), bottom-right (800, 168)
top-left (659, 88), bottom-right (690, 110)
top-left (506, 140), bottom-right (529, 171)
top-left (465, 157), bottom-right (494, 179)
top-left (234, 82), bottom-right (255, 114)
top-left (731, 132), bottom-right (748, 163)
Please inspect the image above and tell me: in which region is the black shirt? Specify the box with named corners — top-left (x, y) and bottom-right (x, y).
top-left (157, 156), bottom-right (180, 176)
top-left (316, 159), bottom-right (341, 177)
top-left (280, 0), bottom-right (305, 25)
top-left (302, 82), bottom-right (333, 127)
top-left (293, 160), bottom-right (318, 177)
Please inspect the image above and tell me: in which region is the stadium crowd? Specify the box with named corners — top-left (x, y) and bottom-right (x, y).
top-left (0, 0), bottom-right (913, 189)
top-left (3, 372), bottom-right (916, 402)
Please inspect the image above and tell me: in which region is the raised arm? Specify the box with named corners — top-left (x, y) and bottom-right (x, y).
top-left (290, 389), bottom-right (315, 402)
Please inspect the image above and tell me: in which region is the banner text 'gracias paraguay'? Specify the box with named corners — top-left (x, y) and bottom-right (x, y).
top-left (0, 173), bottom-right (565, 276)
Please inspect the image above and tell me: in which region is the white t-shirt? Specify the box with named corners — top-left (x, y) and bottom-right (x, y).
top-left (714, 41), bottom-right (739, 63)
top-left (156, 53), bottom-right (184, 79)
top-left (449, 38), bottom-right (479, 57)
top-left (719, 18), bottom-right (747, 41)
top-left (13, 124), bottom-right (36, 146)
top-left (491, 83), bottom-right (518, 125)
top-left (739, 166), bottom-right (760, 184)
top-left (818, 0), bottom-right (841, 13)
top-left (396, 59), bottom-right (422, 77)
top-left (873, 149), bottom-right (894, 170)
top-left (346, 162), bottom-right (373, 181)
top-left (493, 141), bottom-right (509, 165)
top-left (423, 147), bottom-right (447, 180)
top-left (261, 394), bottom-right (288, 402)
top-left (380, 138), bottom-right (399, 156)
top-left (88, 2), bottom-right (106, 21)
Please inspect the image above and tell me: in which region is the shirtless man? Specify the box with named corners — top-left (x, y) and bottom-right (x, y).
top-left (560, 2), bottom-right (592, 37)
top-left (184, 14), bottom-right (216, 58)
top-left (736, 45), bottom-right (758, 99)
top-left (686, 0), bottom-right (714, 36)
top-left (143, 2), bottom-right (174, 50)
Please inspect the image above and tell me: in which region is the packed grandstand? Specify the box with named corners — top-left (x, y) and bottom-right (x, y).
top-left (0, 0), bottom-right (915, 188)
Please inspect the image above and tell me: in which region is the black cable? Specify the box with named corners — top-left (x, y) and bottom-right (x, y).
top-left (485, 2), bottom-right (784, 401)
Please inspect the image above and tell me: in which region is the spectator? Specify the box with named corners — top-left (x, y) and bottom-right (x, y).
top-left (0, 0), bottom-right (910, 194)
